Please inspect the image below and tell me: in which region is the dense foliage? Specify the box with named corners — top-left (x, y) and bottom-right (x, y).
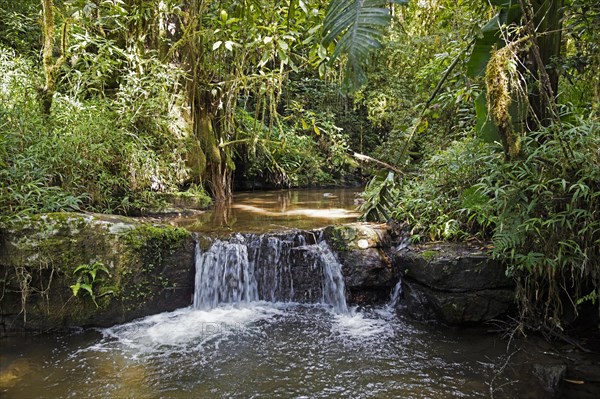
top-left (0, 0), bottom-right (368, 218)
top-left (354, 0), bottom-right (599, 331)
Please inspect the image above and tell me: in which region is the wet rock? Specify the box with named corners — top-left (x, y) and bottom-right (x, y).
top-left (0, 213), bottom-right (195, 335)
top-left (402, 279), bottom-right (514, 324)
top-left (396, 243), bottom-right (515, 324)
top-left (337, 248), bottom-right (394, 289)
top-left (288, 246), bottom-right (326, 303)
top-left (532, 363), bottom-right (567, 396)
top-left (248, 231), bottom-right (320, 303)
top-left (323, 223), bottom-right (396, 303)
top-left (400, 244), bottom-right (513, 291)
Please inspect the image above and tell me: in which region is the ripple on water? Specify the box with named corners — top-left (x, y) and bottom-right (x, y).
top-left (2, 303), bottom-right (532, 399)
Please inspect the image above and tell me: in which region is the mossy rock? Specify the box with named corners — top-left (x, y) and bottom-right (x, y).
top-left (0, 212), bottom-right (195, 334)
top-left (156, 190), bottom-right (213, 211)
top-left (398, 243), bottom-right (513, 292)
top-left (323, 223), bottom-right (390, 252)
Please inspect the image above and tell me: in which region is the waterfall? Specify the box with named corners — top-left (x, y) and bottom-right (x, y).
top-left (192, 231), bottom-right (348, 313)
top-left (193, 234), bottom-right (258, 309)
top-left (317, 241), bottom-right (348, 314)
top-left (387, 279), bottom-right (403, 309)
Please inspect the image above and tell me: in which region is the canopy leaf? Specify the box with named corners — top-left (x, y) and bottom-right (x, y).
top-left (323, 0), bottom-right (408, 91)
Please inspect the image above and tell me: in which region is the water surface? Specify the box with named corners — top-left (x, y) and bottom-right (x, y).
top-left (1, 303), bottom-right (524, 398)
top-left (164, 188), bottom-right (361, 235)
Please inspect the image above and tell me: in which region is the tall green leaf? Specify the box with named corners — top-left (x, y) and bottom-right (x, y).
top-left (474, 92), bottom-right (501, 143)
top-left (466, 0), bottom-right (522, 77)
top-left (322, 0), bottom-right (408, 91)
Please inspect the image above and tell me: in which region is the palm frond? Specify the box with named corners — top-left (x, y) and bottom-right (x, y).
top-left (323, 0), bottom-right (407, 91)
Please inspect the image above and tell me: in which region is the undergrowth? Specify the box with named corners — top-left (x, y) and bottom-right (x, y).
top-left (362, 115), bottom-right (599, 330)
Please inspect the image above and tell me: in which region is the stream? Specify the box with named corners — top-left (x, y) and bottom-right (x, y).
top-left (1, 303), bottom-right (519, 398)
top-left (1, 189), bottom-right (542, 398)
top-left (163, 188), bottom-right (361, 235)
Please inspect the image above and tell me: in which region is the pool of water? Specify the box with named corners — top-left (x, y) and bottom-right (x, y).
top-left (0, 303), bottom-right (527, 398)
top-left (161, 188), bottom-right (361, 235)
top-left (0, 188), bottom-right (558, 398)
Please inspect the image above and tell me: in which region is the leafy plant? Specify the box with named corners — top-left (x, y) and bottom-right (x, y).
top-left (322, 0), bottom-right (408, 90)
top-left (70, 262), bottom-right (113, 308)
top-left (366, 138), bottom-right (500, 240)
top-left (479, 116), bottom-right (600, 330)
top-left (359, 171), bottom-right (398, 221)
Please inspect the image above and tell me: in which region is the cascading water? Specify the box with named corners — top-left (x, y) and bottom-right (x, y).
top-left (387, 279), bottom-right (403, 310)
top-left (384, 235), bottom-right (408, 310)
top-left (192, 231), bottom-right (348, 313)
top-left (193, 234), bottom-right (259, 309)
top-left (317, 241), bottom-right (348, 314)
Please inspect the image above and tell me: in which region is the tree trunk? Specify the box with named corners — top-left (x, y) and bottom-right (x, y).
top-left (195, 94), bottom-right (232, 201)
top-left (40, 0), bottom-right (55, 114)
top-left (527, 0), bottom-right (564, 128)
top-left (183, 0), bottom-right (235, 201)
top-left (40, 0), bottom-right (66, 115)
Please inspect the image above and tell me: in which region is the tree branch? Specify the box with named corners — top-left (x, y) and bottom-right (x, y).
top-left (353, 152), bottom-right (404, 175)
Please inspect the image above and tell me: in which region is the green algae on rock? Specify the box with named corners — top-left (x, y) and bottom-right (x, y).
top-left (0, 212), bottom-right (195, 335)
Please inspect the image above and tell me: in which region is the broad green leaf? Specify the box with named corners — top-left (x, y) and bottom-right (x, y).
top-left (73, 265), bottom-right (87, 274)
top-left (466, 4), bottom-right (522, 77)
top-left (474, 92), bottom-right (500, 143)
top-left (322, 0), bottom-right (406, 91)
top-left (258, 52), bottom-right (271, 67)
top-left (299, 0), bottom-right (308, 14)
top-left (317, 44), bottom-right (327, 60)
top-left (79, 283), bottom-right (93, 295)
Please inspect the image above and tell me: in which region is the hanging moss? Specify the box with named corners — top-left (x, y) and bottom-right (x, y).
top-left (186, 138), bottom-right (207, 182)
top-left (198, 108), bottom-right (221, 164)
top-left (485, 45), bottom-right (524, 160)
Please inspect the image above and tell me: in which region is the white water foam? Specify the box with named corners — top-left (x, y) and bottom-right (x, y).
top-left (331, 307), bottom-right (395, 341)
top-left (93, 303), bottom-right (284, 357)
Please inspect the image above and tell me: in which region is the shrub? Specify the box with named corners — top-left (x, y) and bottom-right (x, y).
top-left (370, 137), bottom-right (500, 241)
top-left (479, 116), bottom-right (600, 329)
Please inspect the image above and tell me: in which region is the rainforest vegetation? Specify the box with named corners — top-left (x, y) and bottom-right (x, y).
top-left (0, 0), bottom-right (598, 332)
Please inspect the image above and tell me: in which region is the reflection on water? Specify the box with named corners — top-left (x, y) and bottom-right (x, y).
top-left (0, 304), bottom-right (537, 398)
top-left (166, 188), bottom-right (361, 235)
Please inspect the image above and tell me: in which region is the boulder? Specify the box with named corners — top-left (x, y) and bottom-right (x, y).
top-left (0, 213), bottom-right (195, 335)
top-left (399, 244), bottom-right (513, 291)
top-left (395, 243), bottom-right (515, 324)
top-left (402, 279), bottom-right (515, 324)
top-left (324, 223), bottom-right (397, 303)
top-left (324, 223), bottom-right (391, 251)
